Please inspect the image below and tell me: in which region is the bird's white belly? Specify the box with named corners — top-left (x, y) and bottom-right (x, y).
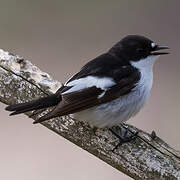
top-left (72, 83), bottom-right (151, 128)
top-left (73, 57), bottom-right (155, 128)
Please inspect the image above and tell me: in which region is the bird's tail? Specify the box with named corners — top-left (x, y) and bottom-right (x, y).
top-left (5, 94), bottom-right (61, 116)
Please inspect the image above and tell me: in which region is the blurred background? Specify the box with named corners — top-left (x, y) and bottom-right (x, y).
top-left (0, 0), bottom-right (179, 179)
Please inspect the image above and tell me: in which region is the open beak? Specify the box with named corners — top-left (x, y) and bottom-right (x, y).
top-left (151, 45), bottom-right (169, 55)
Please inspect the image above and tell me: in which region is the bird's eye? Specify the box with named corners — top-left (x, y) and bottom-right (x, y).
top-left (136, 48), bottom-right (144, 53)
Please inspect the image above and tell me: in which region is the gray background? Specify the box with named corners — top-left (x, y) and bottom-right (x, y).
top-left (0, 1), bottom-right (179, 180)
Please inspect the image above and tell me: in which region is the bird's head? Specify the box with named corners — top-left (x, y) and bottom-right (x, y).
top-left (109, 35), bottom-right (169, 63)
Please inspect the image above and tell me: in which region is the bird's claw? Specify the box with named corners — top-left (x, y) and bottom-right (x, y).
top-left (109, 125), bottom-right (138, 151)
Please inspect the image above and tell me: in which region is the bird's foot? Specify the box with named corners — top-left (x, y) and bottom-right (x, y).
top-left (109, 125), bottom-right (138, 151)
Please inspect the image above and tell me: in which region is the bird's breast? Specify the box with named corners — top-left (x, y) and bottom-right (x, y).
top-left (72, 73), bottom-right (153, 128)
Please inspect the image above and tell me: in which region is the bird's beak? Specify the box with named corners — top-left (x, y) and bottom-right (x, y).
top-left (151, 45), bottom-right (170, 55)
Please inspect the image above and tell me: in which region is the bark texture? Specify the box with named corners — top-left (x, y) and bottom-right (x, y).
top-left (0, 49), bottom-right (179, 180)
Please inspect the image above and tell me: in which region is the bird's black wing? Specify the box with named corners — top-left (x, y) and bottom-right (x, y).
top-left (34, 67), bottom-right (140, 123)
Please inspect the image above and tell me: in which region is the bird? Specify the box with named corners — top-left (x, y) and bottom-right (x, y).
top-left (5, 35), bottom-right (169, 142)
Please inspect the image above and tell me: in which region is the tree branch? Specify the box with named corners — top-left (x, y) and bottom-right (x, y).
top-left (0, 49), bottom-right (180, 180)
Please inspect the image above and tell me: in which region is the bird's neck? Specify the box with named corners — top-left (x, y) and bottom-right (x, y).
top-left (130, 55), bottom-right (159, 74)
top-left (131, 55), bottom-right (160, 93)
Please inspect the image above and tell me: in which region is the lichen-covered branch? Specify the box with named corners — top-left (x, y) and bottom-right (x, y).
top-left (0, 49), bottom-right (179, 180)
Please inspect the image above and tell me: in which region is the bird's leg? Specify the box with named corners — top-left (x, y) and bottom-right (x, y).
top-left (109, 124), bottom-right (138, 150)
top-left (121, 124), bottom-right (139, 141)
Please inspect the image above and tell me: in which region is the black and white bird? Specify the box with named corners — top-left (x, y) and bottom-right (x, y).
top-left (5, 35), bottom-right (169, 141)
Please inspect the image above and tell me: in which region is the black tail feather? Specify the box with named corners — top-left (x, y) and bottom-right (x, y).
top-left (9, 105), bottom-right (43, 116)
top-left (5, 94), bottom-right (61, 116)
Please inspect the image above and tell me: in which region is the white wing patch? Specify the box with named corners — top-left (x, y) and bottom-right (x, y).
top-left (62, 76), bottom-right (116, 95)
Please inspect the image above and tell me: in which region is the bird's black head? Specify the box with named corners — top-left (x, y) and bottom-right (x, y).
top-left (109, 35), bottom-right (169, 62)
